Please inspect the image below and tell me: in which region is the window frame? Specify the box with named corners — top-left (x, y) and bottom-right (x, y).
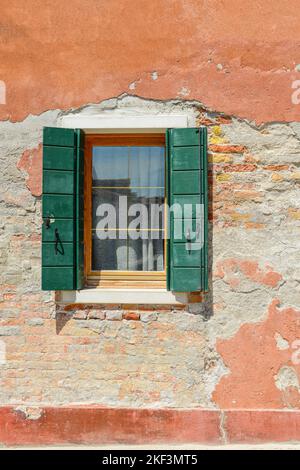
top-left (84, 133), bottom-right (167, 289)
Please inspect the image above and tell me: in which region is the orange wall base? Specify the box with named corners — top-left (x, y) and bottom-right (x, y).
top-left (0, 407), bottom-right (299, 446)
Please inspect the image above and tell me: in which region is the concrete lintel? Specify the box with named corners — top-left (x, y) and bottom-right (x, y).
top-left (59, 114), bottom-right (189, 132)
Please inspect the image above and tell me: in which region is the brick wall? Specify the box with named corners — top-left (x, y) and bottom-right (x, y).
top-left (0, 97), bottom-right (299, 411)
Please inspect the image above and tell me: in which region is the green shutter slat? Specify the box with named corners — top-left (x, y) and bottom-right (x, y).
top-left (170, 128), bottom-right (200, 147)
top-left (171, 268), bottom-right (201, 292)
top-left (172, 218), bottom-right (199, 243)
top-left (172, 244), bottom-right (201, 267)
top-left (166, 127), bottom-right (208, 292)
top-left (172, 170), bottom-right (200, 194)
top-left (172, 195), bottom-right (201, 219)
top-left (42, 219), bottom-right (74, 242)
top-left (42, 243), bottom-right (75, 266)
top-left (42, 267), bottom-right (75, 290)
top-left (43, 147), bottom-right (75, 170)
top-left (42, 127), bottom-right (84, 291)
top-left (43, 170), bottom-right (74, 194)
top-left (43, 127), bottom-right (76, 147)
top-left (172, 147), bottom-right (200, 170)
top-left (42, 194), bottom-right (74, 218)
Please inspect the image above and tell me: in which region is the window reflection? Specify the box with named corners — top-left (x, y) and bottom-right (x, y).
top-left (92, 145), bottom-right (165, 271)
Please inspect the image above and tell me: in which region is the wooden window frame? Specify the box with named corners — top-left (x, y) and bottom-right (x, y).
top-left (84, 133), bottom-right (167, 289)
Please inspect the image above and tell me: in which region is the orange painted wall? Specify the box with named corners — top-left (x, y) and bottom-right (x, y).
top-left (1, 0), bottom-right (300, 123)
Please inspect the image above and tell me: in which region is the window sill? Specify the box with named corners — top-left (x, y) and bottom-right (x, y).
top-left (58, 288), bottom-right (194, 305)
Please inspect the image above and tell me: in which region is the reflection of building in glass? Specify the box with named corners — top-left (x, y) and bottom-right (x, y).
top-left (92, 178), bottom-right (164, 271)
top-left (92, 178), bottom-right (164, 234)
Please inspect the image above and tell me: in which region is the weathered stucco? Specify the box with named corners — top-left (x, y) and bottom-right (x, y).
top-left (0, 3), bottom-right (300, 441)
top-left (0, 96), bottom-right (299, 410)
top-left (1, 0), bottom-right (300, 123)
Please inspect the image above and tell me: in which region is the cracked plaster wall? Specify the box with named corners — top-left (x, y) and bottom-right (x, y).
top-left (1, 0), bottom-right (300, 123)
top-left (0, 95), bottom-right (299, 408)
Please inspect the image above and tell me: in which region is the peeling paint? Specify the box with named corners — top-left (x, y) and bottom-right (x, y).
top-left (275, 366), bottom-right (300, 391)
top-left (275, 366), bottom-right (300, 408)
top-left (17, 144), bottom-right (42, 197)
top-left (215, 259), bottom-right (282, 291)
top-left (128, 82), bottom-right (136, 90)
top-left (275, 333), bottom-right (289, 350)
top-left (177, 87), bottom-right (190, 98)
top-left (213, 300), bottom-right (300, 409)
top-left (14, 406), bottom-right (43, 420)
top-left (1, 1), bottom-right (300, 123)
top-left (0, 94), bottom-right (299, 411)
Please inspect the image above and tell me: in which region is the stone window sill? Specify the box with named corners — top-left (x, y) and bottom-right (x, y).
top-left (58, 289), bottom-right (201, 305)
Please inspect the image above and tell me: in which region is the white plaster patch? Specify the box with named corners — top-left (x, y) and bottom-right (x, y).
top-left (274, 332), bottom-right (289, 350)
top-left (291, 339), bottom-right (300, 365)
top-left (151, 71), bottom-right (158, 81)
top-left (128, 82), bottom-right (136, 90)
top-left (14, 406), bottom-right (43, 420)
top-left (0, 80), bottom-right (6, 104)
top-left (0, 339), bottom-right (6, 365)
top-left (274, 366), bottom-right (300, 391)
top-left (177, 87), bottom-right (190, 97)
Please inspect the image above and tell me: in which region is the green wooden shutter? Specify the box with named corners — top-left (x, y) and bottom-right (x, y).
top-left (166, 127), bottom-right (208, 292)
top-left (42, 127), bottom-right (84, 290)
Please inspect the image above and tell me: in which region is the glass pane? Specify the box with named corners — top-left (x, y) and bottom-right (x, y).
top-left (129, 147), bottom-right (165, 197)
top-left (91, 144), bottom-right (165, 271)
top-left (128, 233), bottom-right (164, 271)
top-left (92, 188), bottom-right (130, 230)
top-left (92, 236), bottom-right (127, 271)
top-left (92, 231), bottom-right (164, 271)
top-left (92, 147), bottom-right (129, 187)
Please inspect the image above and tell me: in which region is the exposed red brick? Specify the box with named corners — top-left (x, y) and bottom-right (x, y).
top-left (234, 190), bottom-right (262, 200)
top-left (212, 164), bottom-right (257, 174)
top-left (209, 144), bottom-right (247, 154)
top-left (197, 116), bottom-right (215, 126)
top-left (155, 305), bottom-right (186, 311)
top-left (245, 222), bottom-right (265, 229)
top-left (171, 304), bottom-right (187, 310)
top-left (122, 304), bottom-right (157, 311)
top-left (3, 293), bottom-right (15, 300)
top-left (187, 293), bottom-right (203, 303)
top-left (263, 164), bottom-right (290, 171)
top-left (64, 304), bottom-right (85, 311)
top-left (224, 164), bottom-right (257, 172)
top-left (17, 144), bottom-right (42, 197)
top-left (244, 154), bottom-right (259, 163)
top-left (29, 233), bottom-right (41, 242)
top-left (216, 116), bottom-right (232, 124)
top-left (123, 312), bottom-right (140, 321)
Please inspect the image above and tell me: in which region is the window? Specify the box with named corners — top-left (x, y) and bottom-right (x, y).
top-left (41, 126), bottom-right (208, 293)
top-left (84, 134), bottom-right (167, 288)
